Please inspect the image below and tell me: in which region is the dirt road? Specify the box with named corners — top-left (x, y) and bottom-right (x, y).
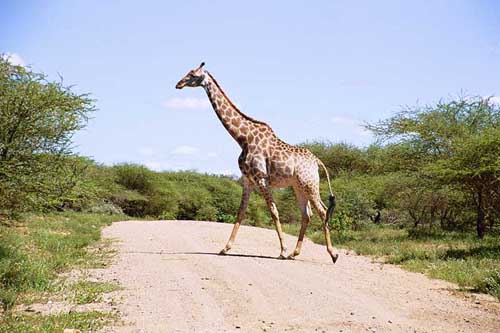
top-left (97, 221), bottom-right (499, 332)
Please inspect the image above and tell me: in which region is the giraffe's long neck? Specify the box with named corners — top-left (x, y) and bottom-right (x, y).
top-left (203, 72), bottom-right (260, 147)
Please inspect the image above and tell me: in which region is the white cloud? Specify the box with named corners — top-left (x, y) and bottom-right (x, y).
top-left (10, 54), bottom-right (25, 67)
top-left (2, 53), bottom-right (25, 67)
top-left (357, 128), bottom-right (371, 137)
top-left (171, 145), bottom-right (198, 155)
top-left (144, 161), bottom-right (162, 171)
top-left (486, 96), bottom-right (500, 106)
top-left (465, 96), bottom-right (500, 106)
top-left (139, 147), bottom-right (224, 172)
top-left (163, 97), bottom-right (210, 110)
top-left (217, 169), bottom-right (239, 177)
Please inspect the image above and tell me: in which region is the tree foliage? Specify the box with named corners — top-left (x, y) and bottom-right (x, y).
top-left (368, 96), bottom-right (500, 238)
top-left (0, 56), bottom-right (497, 239)
top-left (0, 55), bottom-right (95, 215)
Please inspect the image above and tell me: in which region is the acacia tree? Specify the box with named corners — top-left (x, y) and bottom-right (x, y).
top-left (368, 97), bottom-right (500, 238)
top-left (0, 56), bottom-right (95, 215)
top-left (427, 128), bottom-right (500, 238)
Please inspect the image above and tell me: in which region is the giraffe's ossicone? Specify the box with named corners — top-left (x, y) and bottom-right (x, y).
top-left (176, 62), bottom-right (338, 263)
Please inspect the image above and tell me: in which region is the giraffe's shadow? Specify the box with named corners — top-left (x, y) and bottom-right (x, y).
top-left (123, 250), bottom-right (279, 260)
top-left (123, 250), bottom-right (327, 265)
top-left (181, 251), bottom-right (280, 260)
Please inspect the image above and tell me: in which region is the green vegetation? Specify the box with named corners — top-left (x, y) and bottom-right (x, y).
top-left (0, 56), bottom-right (94, 217)
top-left (0, 53), bottom-right (499, 329)
top-left (68, 281), bottom-right (121, 305)
top-left (0, 59), bottom-right (124, 331)
top-left (0, 213), bottom-right (125, 311)
top-left (283, 223), bottom-right (500, 298)
top-left (367, 98), bottom-right (500, 238)
top-left (0, 311), bottom-right (115, 333)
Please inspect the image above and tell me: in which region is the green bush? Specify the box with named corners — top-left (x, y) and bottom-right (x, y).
top-left (477, 269), bottom-right (500, 299)
top-left (113, 164), bottom-right (156, 194)
top-left (0, 56), bottom-right (95, 216)
top-left (329, 210), bottom-right (353, 235)
top-left (85, 202), bottom-right (123, 215)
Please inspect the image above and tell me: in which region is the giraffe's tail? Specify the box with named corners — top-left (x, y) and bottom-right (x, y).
top-left (316, 159), bottom-right (336, 226)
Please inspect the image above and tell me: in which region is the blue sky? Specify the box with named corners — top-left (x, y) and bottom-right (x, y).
top-left (2, 1), bottom-right (500, 175)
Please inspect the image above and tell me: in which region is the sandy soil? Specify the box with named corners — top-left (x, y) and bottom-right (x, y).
top-left (97, 220), bottom-right (500, 332)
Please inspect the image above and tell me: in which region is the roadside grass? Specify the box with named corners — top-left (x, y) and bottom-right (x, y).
top-left (69, 281), bottom-right (121, 305)
top-left (281, 223), bottom-right (500, 299)
top-left (0, 212), bottom-right (126, 329)
top-left (0, 311), bottom-right (116, 333)
top-left (18, 279), bottom-right (122, 308)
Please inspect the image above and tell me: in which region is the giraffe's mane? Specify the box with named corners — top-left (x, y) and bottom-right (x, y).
top-left (205, 71), bottom-right (271, 128)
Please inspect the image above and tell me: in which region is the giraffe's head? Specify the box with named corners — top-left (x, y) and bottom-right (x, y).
top-left (175, 62), bottom-right (207, 89)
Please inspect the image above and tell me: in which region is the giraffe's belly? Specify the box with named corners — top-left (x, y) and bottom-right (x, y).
top-left (268, 176), bottom-right (295, 188)
top-left (238, 150), bottom-right (297, 188)
top-left (268, 159), bottom-right (296, 188)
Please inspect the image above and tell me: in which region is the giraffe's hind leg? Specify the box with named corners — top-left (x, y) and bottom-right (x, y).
top-left (256, 178), bottom-right (287, 259)
top-left (308, 189), bottom-right (339, 264)
top-left (219, 177), bottom-right (253, 255)
top-left (288, 188), bottom-right (312, 259)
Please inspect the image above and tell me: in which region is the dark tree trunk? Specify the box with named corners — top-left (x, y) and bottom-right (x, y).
top-left (476, 190), bottom-right (485, 239)
top-left (439, 208), bottom-right (449, 230)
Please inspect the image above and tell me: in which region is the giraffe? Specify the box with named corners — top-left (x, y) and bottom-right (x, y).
top-left (175, 63), bottom-right (339, 263)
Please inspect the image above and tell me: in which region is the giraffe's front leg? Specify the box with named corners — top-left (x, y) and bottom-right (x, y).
top-left (219, 177), bottom-right (253, 255)
top-left (257, 178), bottom-right (287, 259)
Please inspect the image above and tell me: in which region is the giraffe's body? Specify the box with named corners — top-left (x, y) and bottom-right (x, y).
top-left (176, 63), bottom-right (338, 263)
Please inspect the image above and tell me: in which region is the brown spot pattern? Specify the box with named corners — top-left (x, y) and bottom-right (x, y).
top-left (187, 67), bottom-right (337, 262)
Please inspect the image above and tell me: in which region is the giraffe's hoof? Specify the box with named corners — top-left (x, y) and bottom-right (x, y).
top-left (287, 254), bottom-right (296, 260)
top-left (277, 254), bottom-right (287, 260)
top-left (218, 249), bottom-right (228, 255)
top-left (332, 253), bottom-right (339, 264)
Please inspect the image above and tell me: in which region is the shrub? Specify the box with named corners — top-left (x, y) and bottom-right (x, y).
top-left (476, 270), bottom-right (500, 299)
top-left (113, 164), bottom-right (156, 194)
top-left (329, 210), bottom-right (353, 235)
top-left (85, 202), bottom-right (123, 215)
top-left (0, 56), bottom-right (94, 216)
